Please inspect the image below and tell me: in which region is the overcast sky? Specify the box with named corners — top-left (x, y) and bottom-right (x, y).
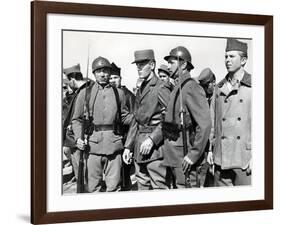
top-left (63, 30), bottom-right (252, 91)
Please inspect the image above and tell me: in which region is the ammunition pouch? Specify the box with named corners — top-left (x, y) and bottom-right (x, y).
top-left (162, 121), bottom-right (181, 141)
top-left (114, 122), bottom-right (125, 136)
top-left (84, 118), bottom-right (94, 135)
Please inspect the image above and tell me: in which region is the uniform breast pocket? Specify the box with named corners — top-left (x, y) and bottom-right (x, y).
top-left (89, 132), bottom-right (102, 143)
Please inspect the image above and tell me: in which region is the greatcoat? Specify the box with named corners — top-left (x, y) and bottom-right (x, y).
top-left (210, 71), bottom-right (252, 170)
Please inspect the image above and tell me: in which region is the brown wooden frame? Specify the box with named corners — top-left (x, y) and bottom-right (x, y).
top-left (31, 1), bottom-right (273, 224)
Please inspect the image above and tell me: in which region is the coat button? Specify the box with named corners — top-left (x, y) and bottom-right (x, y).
top-left (237, 136), bottom-right (240, 140)
top-left (224, 99), bottom-right (228, 103)
top-left (221, 136), bottom-right (226, 139)
top-left (222, 118), bottom-right (226, 121)
top-left (240, 99), bottom-right (243, 103)
top-left (237, 117), bottom-right (241, 121)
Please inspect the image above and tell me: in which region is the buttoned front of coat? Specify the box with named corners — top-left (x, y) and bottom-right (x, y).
top-left (211, 72), bottom-right (252, 170)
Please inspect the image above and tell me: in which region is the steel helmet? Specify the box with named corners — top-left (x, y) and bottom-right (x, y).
top-left (92, 56), bottom-right (111, 73)
top-left (164, 46), bottom-right (194, 70)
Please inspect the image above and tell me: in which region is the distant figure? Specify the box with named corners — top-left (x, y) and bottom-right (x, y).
top-left (62, 64), bottom-right (91, 182)
top-left (110, 62), bottom-right (135, 191)
top-left (198, 68), bottom-right (216, 105)
top-left (157, 64), bottom-right (174, 91)
top-left (197, 67), bottom-right (217, 187)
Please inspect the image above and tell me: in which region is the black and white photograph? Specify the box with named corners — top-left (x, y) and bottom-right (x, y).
top-left (61, 30), bottom-right (253, 194)
top-left (30, 1), bottom-right (274, 224)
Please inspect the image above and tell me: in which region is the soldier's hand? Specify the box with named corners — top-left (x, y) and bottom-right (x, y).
top-left (207, 151), bottom-right (214, 165)
top-left (246, 159), bottom-right (252, 175)
top-left (123, 148), bottom-right (133, 164)
top-left (182, 155), bottom-right (193, 174)
top-left (76, 138), bottom-right (86, 151)
top-left (140, 137), bottom-right (154, 155)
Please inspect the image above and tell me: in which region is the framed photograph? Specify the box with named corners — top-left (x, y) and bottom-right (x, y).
top-left (31, 1), bottom-right (273, 224)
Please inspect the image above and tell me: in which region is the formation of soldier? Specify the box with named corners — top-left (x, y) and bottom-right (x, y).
top-left (62, 38), bottom-right (252, 193)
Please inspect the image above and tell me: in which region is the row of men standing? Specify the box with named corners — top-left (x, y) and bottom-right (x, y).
top-left (62, 38), bottom-right (252, 193)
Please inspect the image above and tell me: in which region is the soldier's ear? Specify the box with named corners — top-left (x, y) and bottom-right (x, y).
top-left (241, 57), bottom-right (247, 67)
top-left (150, 61), bottom-right (156, 70)
top-left (180, 61), bottom-right (188, 70)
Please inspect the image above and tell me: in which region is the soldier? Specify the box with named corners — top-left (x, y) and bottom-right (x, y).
top-left (197, 68), bottom-right (217, 187)
top-left (123, 49), bottom-right (171, 190)
top-left (158, 64), bottom-right (174, 91)
top-left (71, 56), bottom-right (136, 192)
top-left (62, 64), bottom-right (91, 181)
top-left (207, 38), bottom-right (252, 186)
top-left (109, 62), bottom-right (135, 190)
top-left (110, 62), bottom-right (135, 111)
top-left (162, 46), bottom-right (211, 188)
top-left (198, 68), bottom-right (217, 106)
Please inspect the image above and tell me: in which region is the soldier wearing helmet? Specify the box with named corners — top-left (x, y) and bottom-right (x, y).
top-left (162, 46), bottom-right (211, 188)
top-left (71, 56), bottom-right (136, 192)
top-left (123, 49), bottom-right (171, 190)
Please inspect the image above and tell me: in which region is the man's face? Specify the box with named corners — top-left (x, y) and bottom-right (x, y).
top-left (202, 80), bottom-right (216, 96)
top-left (167, 58), bottom-right (181, 79)
top-left (109, 74), bottom-right (121, 88)
top-left (62, 84), bottom-right (69, 99)
top-left (158, 71), bottom-right (170, 83)
top-left (225, 51), bottom-right (247, 73)
top-left (94, 67), bottom-right (111, 85)
top-left (136, 60), bottom-right (154, 80)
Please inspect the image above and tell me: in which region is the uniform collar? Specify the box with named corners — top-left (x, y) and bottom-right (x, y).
top-left (218, 70), bottom-right (251, 88)
top-left (96, 82), bottom-right (111, 90)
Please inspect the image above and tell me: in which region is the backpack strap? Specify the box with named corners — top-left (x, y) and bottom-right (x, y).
top-left (111, 86), bottom-right (121, 123)
top-left (172, 78), bottom-right (194, 122)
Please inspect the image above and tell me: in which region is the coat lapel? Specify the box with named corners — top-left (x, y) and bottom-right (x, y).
top-left (139, 74), bottom-right (158, 102)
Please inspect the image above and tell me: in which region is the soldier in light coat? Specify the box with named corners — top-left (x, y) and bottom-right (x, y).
top-left (123, 49), bottom-right (171, 190)
top-left (207, 38), bottom-right (252, 186)
top-left (72, 56), bottom-right (136, 192)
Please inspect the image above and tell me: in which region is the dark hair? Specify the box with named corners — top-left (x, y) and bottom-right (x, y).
top-left (67, 72), bottom-right (83, 81)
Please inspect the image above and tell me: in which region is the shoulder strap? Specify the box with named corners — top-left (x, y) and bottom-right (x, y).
top-left (172, 78), bottom-right (193, 121)
top-left (112, 86), bottom-right (121, 123)
top-left (84, 82), bottom-right (94, 119)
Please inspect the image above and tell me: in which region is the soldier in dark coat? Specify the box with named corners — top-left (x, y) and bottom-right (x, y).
top-left (207, 38), bottom-right (252, 186)
top-left (123, 49), bottom-right (171, 190)
top-left (197, 67), bottom-right (217, 187)
top-left (110, 62), bottom-right (135, 190)
top-left (162, 46), bottom-right (211, 188)
top-left (62, 64), bottom-right (92, 181)
top-left (71, 57), bottom-right (136, 192)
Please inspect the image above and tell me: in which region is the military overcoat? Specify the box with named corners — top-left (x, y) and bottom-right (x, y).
top-left (131, 73), bottom-right (171, 163)
top-left (210, 72), bottom-right (252, 170)
top-left (163, 71), bottom-right (211, 167)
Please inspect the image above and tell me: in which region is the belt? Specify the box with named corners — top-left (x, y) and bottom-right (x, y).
top-left (93, 124), bottom-right (115, 132)
top-left (138, 125), bottom-right (156, 133)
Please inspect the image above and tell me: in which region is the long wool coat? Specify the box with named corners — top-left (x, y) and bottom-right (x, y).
top-left (210, 71), bottom-right (252, 170)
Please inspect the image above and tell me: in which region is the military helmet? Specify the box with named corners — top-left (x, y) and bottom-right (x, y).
top-left (164, 46), bottom-right (194, 70)
top-left (92, 56), bottom-right (111, 73)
